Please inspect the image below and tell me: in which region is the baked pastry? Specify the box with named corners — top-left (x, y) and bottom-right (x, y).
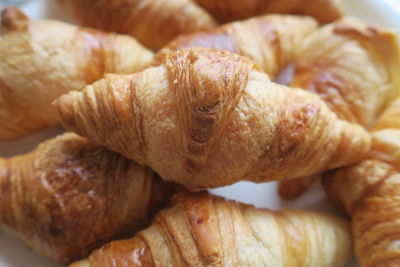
top-left (292, 17), bottom-right (400, 127)
top-left (0, 6), bottom-right (153, 140)
top-left (323, 97), bottom-right (400, 267)
top-left (71, 191), bottom-right (352, 267)
top-left (194, 0), bottom-right (343, 23)
top-left (56, 48), bottom-right (371, 190)
top-left (0, 133), bottom-right (175, 264)
top-left (58, 0), bottom-right (218, 50)
top-left (279, 17), bottom-right (400, 199)
top-left (153, 14), bottom-right (318, 78)
top-left (278, 174), bottom-right (321, 200)
top-left (59, 0), bottom-right (341, 51)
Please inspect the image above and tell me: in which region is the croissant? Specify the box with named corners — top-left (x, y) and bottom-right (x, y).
top-left (278, 17), bottom-right (400, 199)
top-left (58, 0), bottom-right (218, 50)
top-left (0, 6), bottom-right (153, 141)
top-left (193, 0), bottom-right (343, 23)
top-left (59, 0), bottom-right (341, 51)
top-left (71, 191), bottom-right (352, 267)
top-left (153, 14), bottom-right (318, 78)
top-left (0, 133), bottom-right (176, 264)
top-left (55, 47), bottom-right (371, 190)
top-left (323, 97), bottom-right (400, 267)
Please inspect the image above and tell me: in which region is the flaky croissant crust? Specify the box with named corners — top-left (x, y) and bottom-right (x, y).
top-left (292, 17), bottom-right (400, 128)
top-left (0, 133), bottom-right (175, 264)
top-left (152, 14), bottom-right (318, 79)
top-left (278, 17), bottom-right (400, 200)
top-left (56, 48), bottom-right (371, 190)
top-left (71, 191), bottom-right (351, 267)
top-left (193, 0), bottom-right (343, 23)
top-left (59, 0), bottom-right (218, 50)
top-left (324, 98), bottom-right (400, 267)
top-left (0, 6), bottom-right (153, 140)
top-left (60, 0), bottom-right (342, 50)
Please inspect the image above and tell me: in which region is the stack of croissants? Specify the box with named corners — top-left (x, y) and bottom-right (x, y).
top-left (0, 0), bottom-right (399, 266)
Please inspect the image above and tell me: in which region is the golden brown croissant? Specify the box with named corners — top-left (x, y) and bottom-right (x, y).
top-left (71, 191), bottom-right (352, 267)
top-left (0, 133), bottom-right (176, 264)
top-left (323, 97), bottom-right (400, 267)
top-left (55, 47), bottom-right (371, 190)
top-left (292, 17), bottom-right (400, 127)
top-left (193, 0), bottom-right (343, 23)
top-left (153, 14), bottom-right (318, 78)
top-left (0, 6), bottom-right (153, 141)
top-left (278, 173), bottom-right (321, 200)
top-left (58, 0), bottom-right (218, 50)
top-left (59, 0), bottom-right (340, 50)
top-left (279, 17), bottom-right (400, 199)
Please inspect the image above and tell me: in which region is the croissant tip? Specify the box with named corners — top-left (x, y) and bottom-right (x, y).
top-left (1, 6), bottom-right (29, 32)
top-left (278, 184), bottom-right (304, 200)
top-left (54, 93), bottom-right (72, 111)
top-left (54, 93), bottom-right (76, 125)
top-left (0, 156), bottom-right (7, 175)
top-left (69, 259), bottom-right (91, 267)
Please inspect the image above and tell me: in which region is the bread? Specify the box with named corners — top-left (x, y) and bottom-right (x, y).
top-left (58, 0), bottom-right (218, 50)
top-left (0, 133), bottom-right (176, 263)
top-left (56, 48), bottom-right (371, 190)
top-left (0, 6), bottom-right (153, 140)
top-left (71, 191), bottom-right (352, 267)
top-left (324, 97), bottom-right (400, 267)
top-left (153, 14), bottom-right (318, 78)
top-left (279, 17), bottom-right (400, 199)
top-left (194, 0), bottom-right (343, 23)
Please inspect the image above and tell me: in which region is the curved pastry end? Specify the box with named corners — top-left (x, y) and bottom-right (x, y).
top-left (69, 259), bottom-right (91, 267)
top-left (1, 6), bottom-right (29, 33)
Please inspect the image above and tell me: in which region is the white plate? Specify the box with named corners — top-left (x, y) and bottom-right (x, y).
top-left (0, 0), bottom-right (399, 266)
